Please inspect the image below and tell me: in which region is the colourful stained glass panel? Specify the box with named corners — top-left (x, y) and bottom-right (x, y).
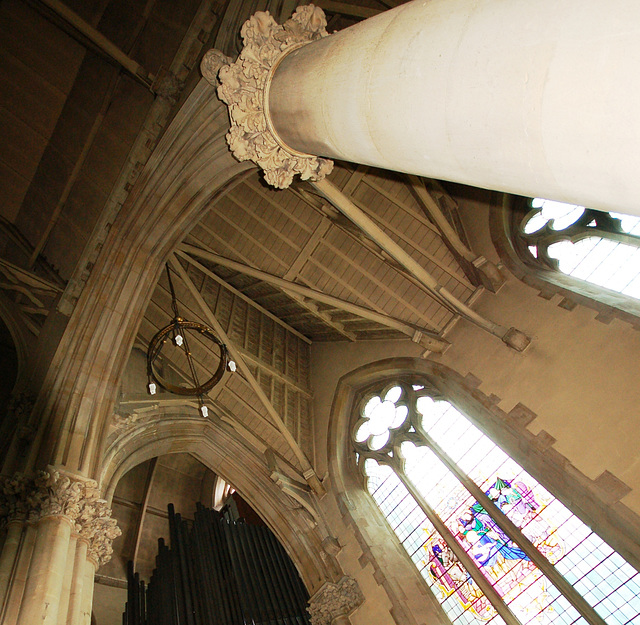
top-left (416, 397), bottom-right (640, 625)
top-left (364, 459), bottom-right (500, 625)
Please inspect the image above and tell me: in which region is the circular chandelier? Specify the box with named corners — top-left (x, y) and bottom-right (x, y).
top-left (146, 265), bottom-right (235, 417)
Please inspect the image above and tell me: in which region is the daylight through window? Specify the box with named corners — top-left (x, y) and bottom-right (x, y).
top-left (353, 381), bottom-right (640, 625)
top-left (519, 199), bottom-right (640, 299)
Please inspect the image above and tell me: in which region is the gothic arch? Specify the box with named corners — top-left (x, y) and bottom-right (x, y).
top-left (100, 415), bottom-right (338, 594)
top-left (490, 194), bottom-right (640, 326)
top-left (327, 357), bottom-right (640, 621)
top-left (29, 78), bottom-right (255, 477)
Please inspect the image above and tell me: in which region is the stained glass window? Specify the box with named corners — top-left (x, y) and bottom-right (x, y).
top-left (518, 199), bottom-right (640, 300)
top-left (353, 382), bottom-right (640, 625)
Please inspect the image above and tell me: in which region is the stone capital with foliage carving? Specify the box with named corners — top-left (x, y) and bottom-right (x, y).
top-left (27, 470), bottom-right (87, 522)
top-left (215, 4), bottom-right (333, 189)
top-left (77, 494), bottom-right (122, 567)
top-left (0, 470), bottom-right (121, 567)
top-left (307, 576), bottom-right (364, 625)
top-left (0, 473), bottom-right (33, 522)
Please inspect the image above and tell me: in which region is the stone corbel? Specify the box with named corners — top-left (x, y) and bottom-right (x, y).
top-left (213, 5), bottom-right (334, 189)
top-left (308, 576), bottom-right (364, 625)
top-left (265, 449), bottom-right (342, 557)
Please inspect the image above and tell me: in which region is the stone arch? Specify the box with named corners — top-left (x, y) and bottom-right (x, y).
top-left (0, 290), bottom-right (31, 395)
top-left (327, 356), bottom-right (640, 616)
top-left (28, 78), bottom-right (255, 477)
top-left (100, 415), bottom-right (338, 594)
top-left (490, 195), bottom-right (640, 326)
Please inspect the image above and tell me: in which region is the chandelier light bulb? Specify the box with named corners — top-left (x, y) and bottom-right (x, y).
top-left (228, 360), bottom-right (237, 372)
top-left (148, 382), bottom-right (157, 395)
top-left (200, 405), bottom-right (209, 418)
top-left (174, 334), bottom-right (183, 346)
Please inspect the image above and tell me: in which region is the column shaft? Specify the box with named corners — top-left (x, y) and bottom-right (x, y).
top-left (16, 516), bottom-right (73, 625)
top-left (268, 0), bottom-right (640, 215)
top-left (0, 522), bottom-right (22, 608)
top-left (57, 534), bottom-right (77, 625)
top-left (67, 539), bottom-right (87, 625)
top-left (80, 559), bottom-right (96, 625)
top-left (2, 523), bottom-right (36, 625)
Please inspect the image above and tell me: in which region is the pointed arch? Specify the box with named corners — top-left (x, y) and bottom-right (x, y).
top-left (100, 415), bottom-right (338, 594)
top-left (328, 358), bottom-right (640, 625)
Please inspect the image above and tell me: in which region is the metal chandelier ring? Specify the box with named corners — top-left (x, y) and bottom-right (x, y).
top-left (146, 319), bottom-right (229, 396)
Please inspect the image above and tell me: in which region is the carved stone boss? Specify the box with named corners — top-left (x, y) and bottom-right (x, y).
top-left (209, 5), bottom-right (334, 189)
top-left (0, 470), bottom-right (121, 567)
top-left (307, 576), bottom-right (364, 625)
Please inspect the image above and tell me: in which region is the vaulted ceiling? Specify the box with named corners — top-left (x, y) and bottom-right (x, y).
top-left (0, 0), bottom-right (503, 622)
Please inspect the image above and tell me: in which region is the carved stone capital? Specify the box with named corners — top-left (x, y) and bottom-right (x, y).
top-left (307, 576), bottom-right (364, 625)
top-left (77, 494), bottom-right (121, 568)
top-left (0, 473), bottom-right (33, 522)
top-left (0, 470), bottom-right (121, 564)
top-left (27, 470), bottom-right (88, 522)
top-left (216, 5), bottom-right (333, 189)
top-left (201, 49), bottom-right (233, 86)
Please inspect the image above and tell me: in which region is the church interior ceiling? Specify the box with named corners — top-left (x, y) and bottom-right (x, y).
top-left (0, 0), bottom-right (547, 622)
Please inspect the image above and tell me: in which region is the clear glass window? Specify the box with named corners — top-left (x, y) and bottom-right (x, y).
top-left (519, 199), bottom-right (640, 300)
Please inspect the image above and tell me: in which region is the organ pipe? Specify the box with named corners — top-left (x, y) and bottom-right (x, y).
top-left (124, 503), bottom-right (311, 625)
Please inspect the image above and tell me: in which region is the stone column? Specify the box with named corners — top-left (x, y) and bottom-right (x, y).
top-left (217, 0), bottom-right (640, 216)
top-left (307, 576), bottom-right (364, 625)
top-left (1, 524), bottom-right (36, 625)
top-left (17, 514), bottom-right (74, 625)
top-left (57, 534), bottom-right (77, 625)
top-left (0, 470), bottom-right (120, 625)
top-left (0, 521), bottom-right (22, 606)
top-left (66, 539), bottom-right (87, 625)
top-left (0, 472), bottom-right (35, 622)
top-left (79, 559), bottom-right (96, 625)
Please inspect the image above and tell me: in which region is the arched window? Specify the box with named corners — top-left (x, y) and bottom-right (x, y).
top-left (353, 381), bottom-right (640, 625)
top-left (510, 198), bottom-right (640, 308)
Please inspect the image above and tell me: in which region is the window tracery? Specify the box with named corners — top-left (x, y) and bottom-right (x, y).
top-left (517, 199), bottom-right (640, 300)
top-left (353, 381), bottom-right (640, 625)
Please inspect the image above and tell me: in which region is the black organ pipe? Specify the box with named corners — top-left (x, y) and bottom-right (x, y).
top-left (255, 524), bottom-right (302, 625)
top-left (223, 514), bottom-right (260, 624)
top-left (247, 523), bottom-right (289, 624)
top-left (238, 522), bottom-right (279, 625)
top-left (124, 502), bottom-right (311, 625)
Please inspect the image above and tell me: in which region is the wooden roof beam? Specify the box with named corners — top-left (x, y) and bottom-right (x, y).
top-left (179, 245), bottom-right (449, 353)
top-left (407, 175), bottom-right (505, 292)
top-left (168, 254), bottom-right (326, 496)
top-left (311, 179), bottom-right (530, 352)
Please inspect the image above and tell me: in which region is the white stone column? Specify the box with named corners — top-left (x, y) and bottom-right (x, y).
top-left (79, 559), bottom-right (96, 625)
top-left (0, 470), bottom-right (120, 625)
top-left (1, 523), bottom-right (36, 625)
top-left (218, 0), bottom-right (640, 216)
top-left (57, 534), bottom-right (77, 625)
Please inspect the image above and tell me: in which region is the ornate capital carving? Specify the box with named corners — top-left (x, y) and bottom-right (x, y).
top-left (0, 473), bottom-right (33, 522)
top-left (0, 470), bottom-right (121, 566)
top-left (28, 470), bottom-right (87, 522)
top-left (217, 5), bottom-right (333, 189)
top-left (201, 49), bottom-right (233, 86)
top-left (307, 576), bottom-right (364, 625)
top-left (77, 495), bottom-right (121, 568)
